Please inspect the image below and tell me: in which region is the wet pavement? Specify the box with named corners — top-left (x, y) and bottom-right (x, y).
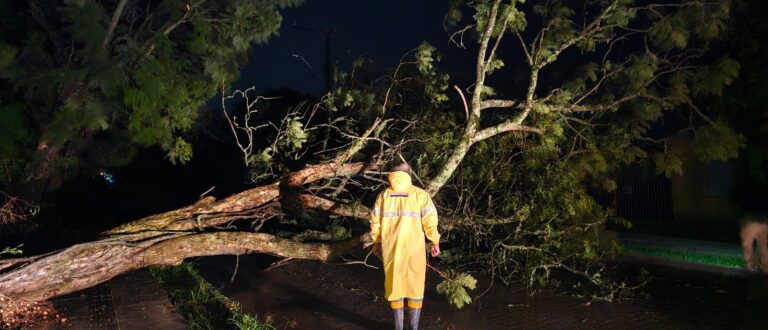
top-left (23, 270), bottom-right (186, 330)
top-left (198, 255), bottom-right (768, 330)
top-left (14, 253), bottom-right (767, 329)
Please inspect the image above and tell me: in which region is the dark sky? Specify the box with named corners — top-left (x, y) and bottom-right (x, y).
top-left (234, 0), bottom-right (472, 96)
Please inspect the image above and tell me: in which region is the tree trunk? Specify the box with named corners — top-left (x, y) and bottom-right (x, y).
top-left (0, 231), bottom-right (357, 302)
top-left (0, 161), bottom-right (373, 303)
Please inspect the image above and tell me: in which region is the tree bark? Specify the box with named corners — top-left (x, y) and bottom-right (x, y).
top-left (0, 161), bottom-right (373, 302)
top-left (0, 231), bottom-right (357, 302)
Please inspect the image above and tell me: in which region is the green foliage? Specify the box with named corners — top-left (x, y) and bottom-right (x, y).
top-left (486, 57), bottom-right (505, 75)
top-left (0, 0), bottom-right (299, 186)
top-left (504, 4), bottom-right (527, 32)
top-left (0, 43), bottom-right (16, 76)
top-left (652, 152), bottom-right (684, 177)
top-left (623, 54), bottom-right (659, 90)
top-left (625, 245), bottom-right (744, 269)
top-left (323, 44), bottom-right (453, 176)
top-left (247, 148), bottom-right (274, 168)
top-left (692, 122), bottom-right (745, 162)
top-left (168, 138), bottom-right (194, 165)
top-left (692, 58), bottom-right (740, 97)
top-left (228, 314), bottom-right (273, 330)
top-left (327, 219), bottom-right (350, 240)
top-left (409, 1), bottom-right (742, 301)
top-left (151, 262), bottom-right (272, 330)
top-left (0, 244), bottom-right (23, 259)
top-left (416, 42), bottom-right (438, 75)
top-left (435, 270), bottom-right (477, 309)
top-left (0, 103), bottom-right (30, 159)
top-left (650, 17), bottom-right (690, 50)
top-left (49, 96), bottom-right (110, 144)
top-left (415, 42), bottom-right (450, 105)
top-left (280, 117), bottom-right (308, 152)
top-left (246, 148), bottom-right (275, 183)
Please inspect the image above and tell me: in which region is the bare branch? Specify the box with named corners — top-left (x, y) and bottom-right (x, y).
top-left (572, 59), bottom-right (631, 105)
top-left (453, 85), bottom-right (469, 120)
top-left (220, 86), bottom-right (277, 165)
top-left (297, 194), bottom-right (369, 220)
top-left (449, 24), bottom-right (475, 49)
top-left (101, 0), bottom-right (130, 49)
top-left (480, 99), bottom-right (521, 111)
top-left (140, 2), bottom-right (194, 60)
top-left (471, 0), bottom-right (503, 115)
top-left (333, 117), bottom-right (390, 164)
top-left (558, 64), bottom-right (699, 113)
top-left (515, 31), bottom-right (533, 65)
top-left (0, 191), bottom-right (38, 225)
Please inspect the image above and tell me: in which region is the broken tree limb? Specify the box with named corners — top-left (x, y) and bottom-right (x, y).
top-left (0, 161), bottom-right (373, 303)
top-left (472, 122), bottom-right (544, 143)
top-left (298, 194), bottom-right (370, 219)
top-left (0, 231), bottom-right (359, 302)
top-left (107, 162), bottom-right (369, 235)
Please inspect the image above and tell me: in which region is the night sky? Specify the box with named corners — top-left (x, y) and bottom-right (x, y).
top-left (234, 1), bottom-right (471, 95)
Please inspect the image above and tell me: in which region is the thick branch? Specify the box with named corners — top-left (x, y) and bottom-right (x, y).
top-left (286, 162), bottom-right (370, 187)
top-left (480, 99), bottom-right (521, 111)
top-left (472, 122), bottom-right (543, 143)
top-left (425, 135), bottom-right (475, 196)
top-left (108, 162), bottom-right (370, 235)
top-left (0, 158), bottom-right (378, 303)
top-left (106, 183), bottom-right (280, 235)
top-left (0, 232), bottom-right (356, 302)
top-left (484, 4), bottom-right (512, 76)
top-left (298, 194), bottom-right (369, 220)
top-left (471, 0), bottom-right (502, 116)
top-left (425, 0), bottom-right (502, 195)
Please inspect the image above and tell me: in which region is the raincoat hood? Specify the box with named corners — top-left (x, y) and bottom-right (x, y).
top-left (388, 171), bottom-right (412, 192)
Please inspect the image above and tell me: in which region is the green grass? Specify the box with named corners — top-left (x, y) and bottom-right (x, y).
top-left (151, 262), bottom-right (273, 330)
top-left (625, 245), bottom-right (745, 269)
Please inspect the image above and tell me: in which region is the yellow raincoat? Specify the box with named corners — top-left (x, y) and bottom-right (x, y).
top-left (370, 171), bottom-right (440, 301)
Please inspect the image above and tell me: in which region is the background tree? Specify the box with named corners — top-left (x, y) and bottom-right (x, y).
top-left (0, 0), bottom-right (300, 200)
top-left (723, 0), bottom-right (768, 211)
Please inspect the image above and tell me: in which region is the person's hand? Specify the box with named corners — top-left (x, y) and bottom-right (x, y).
top-left (430, 243), bottom-right (441, 258)
top-left (372, 243), bottom-right (382, 258)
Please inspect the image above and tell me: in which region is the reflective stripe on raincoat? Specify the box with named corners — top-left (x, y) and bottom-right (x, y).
top-left (369, 171), bottom-right (440, 301)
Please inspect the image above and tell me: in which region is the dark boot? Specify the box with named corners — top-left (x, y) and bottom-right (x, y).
top-left (393, 307), bottom-right (404, 330)
top-left (408, 308), bottom-right (421, 330)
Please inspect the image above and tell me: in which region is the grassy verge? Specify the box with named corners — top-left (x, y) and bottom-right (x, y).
top-left (151, 262), bottom-right (272, 330)
top-left (624, 245), bottom-right (745, 269)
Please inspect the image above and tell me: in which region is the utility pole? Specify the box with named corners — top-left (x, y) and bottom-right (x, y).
top-left (293, 23), bottom-right (337, 94)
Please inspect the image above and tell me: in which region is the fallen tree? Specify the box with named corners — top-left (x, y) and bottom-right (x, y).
top-left (0, 0), bottom-right (745, 307)
top-left (0, 161), bottom-right (372, 302)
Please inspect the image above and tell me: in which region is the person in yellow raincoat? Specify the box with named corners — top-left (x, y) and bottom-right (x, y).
top-left (369, 163), bottom-right (440, 330)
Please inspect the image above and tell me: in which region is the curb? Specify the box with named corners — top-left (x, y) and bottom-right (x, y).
top-left (615, 232), bottom-right (765, 277)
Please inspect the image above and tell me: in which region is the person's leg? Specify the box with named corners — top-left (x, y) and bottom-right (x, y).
top-left (406, 298), bottom-right (423, 330)
top-left (758, 225), bottom-right (768, 274)
top-left (742, 224), bottom-right (757, 272)
top-left (390, 299), bottom-right (405, 330)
